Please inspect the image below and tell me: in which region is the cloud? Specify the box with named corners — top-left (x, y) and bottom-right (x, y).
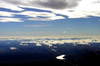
top-left (10, 47), bottom-right (17, 50)
top-left (1, 37), bottom-right (100, 47)
top-left (36, 43), bottom-right (42, 46)
top-left (18, 11), bottom-right (56, 17)
top-left (1, 0), bottom-right (80, 10)
top-left (0, 1), bottom-right (24, 11)
top-left (53, 0), bottom-right (100, 18)
top-left (0, 11), bottom-right (14, 17)
top-left (24, 24), bottom-right (51, 27)
top-left (28, 16), bottom-right (65, 21)
top-left (22, 44), bottom-right (28, 46)
top-left (56, 55), bottom-right (65, 60)
top-left (17, 11), bottom-right (66, 21)
top-left (0, 0), bottom-right (100, 20)
top-left (0, 17), bottom-right (23, 22)
top-left (20, 37), bottom-right (100, 47)
top-left (28, 17), bottom-right (52, 21)
top-left (35, 0), bottom-right (80, 9)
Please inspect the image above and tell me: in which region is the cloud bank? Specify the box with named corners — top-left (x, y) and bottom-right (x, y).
top-left (0, 37), bottom-right (100, 47)
top-left (20, 37), bottom-right (100, 47)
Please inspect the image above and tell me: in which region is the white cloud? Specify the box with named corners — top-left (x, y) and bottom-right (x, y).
top-left (19, 11), bottom-right (56, 17)
top-left (36, 43), bottom-right (42, 46)
top-left (0, 1), bottom-right (24, 11)
top-left (56, 55), bottom-right (65, 60)
top-left (19, 37), bottom-right (100, 47)
top-left (0, 17), bottom-right (23, 22)
top-left (1, 37), bottom-right (100, 47)
top-left (17, 11), bottom-right (65, 21)
top-left (0, 0), bottom-right (100, 20)
top-left (19, 43), bottom-right (23, 45)
top-left (23, 44), bottom-right (28, 46)
top-left (53, 0), bottom-right (100, 18)
top-left (48, 16), bottom-right (65, 20)
top-left (0, 11), bottom-right (14, 17)
top-left (28, 16), bottom-right (65, 21)
top-left (10, 47), bottom-right (17, 50)
top-left (19, 43), bottom-right (29, 46)
top-left (24, 24), bottom-right (51, 27)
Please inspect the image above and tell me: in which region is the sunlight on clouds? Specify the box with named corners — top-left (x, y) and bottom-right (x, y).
top-left (0, 36), bottom-right (100, 47)
top-left (56, 55), bottom-right (65, 60)
top-left (0, 11), bottom-right (14, 17)
top-left (0, 0), bottom-right (100, 21)
top-left (36, 43), bottom-right (42, 46)
top-left (18, 37), bottom-right (100, 47)
top-left (0, 1), bottom-right (24, 11)
top-left (23, 44), bottom-right (29, 46)
top-left (0, 17), bottom-right (23, 22)
top-left (18, 11), bottom-right (56, 17)
top-left (18, 11), bottom-right (65, 21)
top-left (53, 0), bottom-right (100, 18)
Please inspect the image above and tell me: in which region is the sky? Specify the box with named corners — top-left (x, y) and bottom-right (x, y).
top-left (0, 0), bottom-right (100, 37)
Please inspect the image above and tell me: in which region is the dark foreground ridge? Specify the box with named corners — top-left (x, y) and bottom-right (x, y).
top-left (0, 47), bottom-right (99, 66)
top-left (0, 39), bottom-right (100, 66)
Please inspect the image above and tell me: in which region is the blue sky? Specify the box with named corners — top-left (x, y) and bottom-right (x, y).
top-left (0, 0), bottom-right (100, 37)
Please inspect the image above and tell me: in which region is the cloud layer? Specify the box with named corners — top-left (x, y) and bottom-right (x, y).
top-left (0, 11), bottom-right (14, 17)
top-left (0, 37), bottom-right (100, 47)
top-left (0, 0), bottom-right (100, 22)
top-left (0, 17), bottom-right (23, 22)
top-left (20, 37), bottom-right (100, 47)
top-left (36, 0), bottom-right (80, 9)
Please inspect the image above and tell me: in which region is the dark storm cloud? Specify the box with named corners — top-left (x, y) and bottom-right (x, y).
top-left (36, 0), bottom-right (81, 9)
top-left (2, 0), bottom-right (81, 10)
